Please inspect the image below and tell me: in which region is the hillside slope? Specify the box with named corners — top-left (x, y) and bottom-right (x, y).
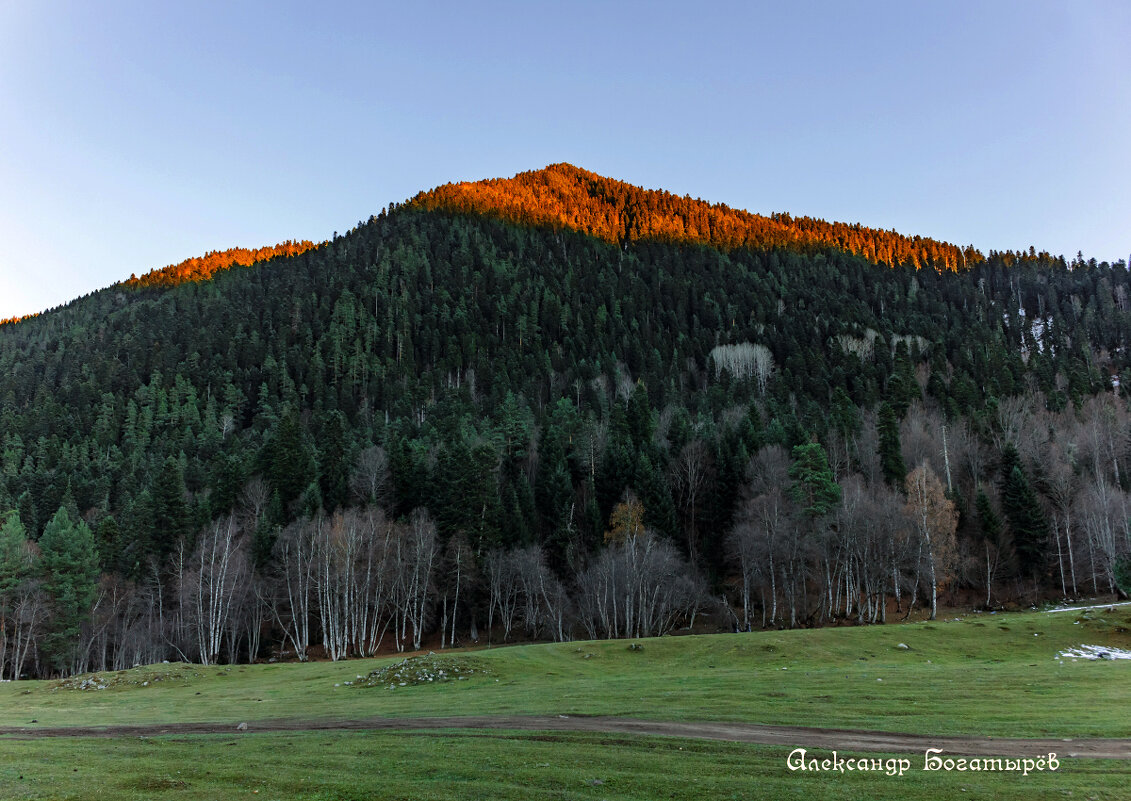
top-left (0, 167), bottom-right (1129, 680)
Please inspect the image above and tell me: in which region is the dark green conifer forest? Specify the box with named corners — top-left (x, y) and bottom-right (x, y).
top-left (1, 166), bottom-right (1129, 677)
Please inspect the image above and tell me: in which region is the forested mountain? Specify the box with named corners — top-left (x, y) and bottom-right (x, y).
top-left (1, 165), bottom-right (1130, 677)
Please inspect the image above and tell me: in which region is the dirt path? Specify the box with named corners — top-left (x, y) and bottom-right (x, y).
top-left (2, 715), bottom-right (1128, 758)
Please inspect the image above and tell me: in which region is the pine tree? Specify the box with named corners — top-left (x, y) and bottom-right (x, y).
top-left (121, 490), bottom-right (154, 580)
top-left (1115, 556), bottom-right (1131, 597)
top-left (266, 411), bottom-right (315, 512)
top-left (634, 452), bottom-right (677, 539)
top-left (211, 453), bottom-right (246, 516)
top-left (789, 441), bottom-right (841, 518)
top-left (877, 402), bottom-right (906, 487)
top-left (38, 507), bottom-right (99, 672)
top-left (975, 489), bottom-right (1002, 545)
top-left (317, 411), bottom-right (348, 513)
top-left (888, 342), bottom-right (921, 417)
top-left (151, 457), bottom-right (189, 561)
top-left (95, 515), bottom-right (121, 574)
top-left (16, 491), bottom-right (37, 539)
top-left (0, 510), bottom-right (33, 649)
top-left (626, 381), bottom-right (655, 453)
top-left (999, 445), bottom-right (1047, 577)
top-left (535, 430), bottom-right (575, 564)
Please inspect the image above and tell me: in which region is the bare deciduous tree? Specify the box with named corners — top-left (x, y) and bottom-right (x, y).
top-left (670, 440), bottom-right (713, 564)
top-left (576, 530), bottom-right (703, 639)
top-left (182, 516), bottom-right (248, 665)
top-left (709, 342), bottom-right (774, 393)
top-left (904, 464), bottom-right (957, 620)
top-left (349, 446), bottom-right (390, 506)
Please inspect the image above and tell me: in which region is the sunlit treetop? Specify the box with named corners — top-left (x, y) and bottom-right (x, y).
top-left (120, 240), bottom-right (322, 290)
top-left (0, 312), bottom-right (40, 328)
top-left (409, 163), bottom-right (984, 271)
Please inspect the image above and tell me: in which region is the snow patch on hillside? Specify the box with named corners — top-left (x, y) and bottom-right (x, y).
top-left (1057, 644), bottom-right (1131, 660)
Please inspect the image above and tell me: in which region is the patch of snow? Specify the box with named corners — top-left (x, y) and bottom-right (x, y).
top-left (1044, 601), bottom-right (1131, 614)
top-left (1057, 645), bottom-right (1131, 661)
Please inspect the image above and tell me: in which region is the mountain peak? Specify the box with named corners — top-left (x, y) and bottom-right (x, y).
top-left (409, 164), bottom-right (981, 271)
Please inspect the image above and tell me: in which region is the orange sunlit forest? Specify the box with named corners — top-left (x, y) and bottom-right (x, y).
top-left (3, 162), bottom-right (1003, 326)
top-left (121, 240), bottom-right (321, 290)
top-left (0, 312), bottom-right (39, 327)
top-left (409, 163), bottom-right (983, 271)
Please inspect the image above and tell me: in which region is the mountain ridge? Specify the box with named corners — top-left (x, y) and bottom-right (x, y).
top-left (408, 163), bottom-right (984, 271)
top-left (2, 163), bottom-right (1018, 325)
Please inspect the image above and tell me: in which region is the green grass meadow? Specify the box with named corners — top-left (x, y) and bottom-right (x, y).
top-left (1, 606), bottom-right (1129, 799)
top-left (3, 731), bottom-right (1128, 801)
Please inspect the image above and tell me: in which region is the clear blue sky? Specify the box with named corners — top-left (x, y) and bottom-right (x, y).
top-left (1, 1), bottom-right (1128, 319)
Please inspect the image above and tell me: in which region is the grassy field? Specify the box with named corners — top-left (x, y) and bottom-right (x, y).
top-left (1, 606), bottom-right (1129, 799)
top-left (2, 606), bottom-right (1129, 737)
top-left (2, 731), bottom-right (1129, 801)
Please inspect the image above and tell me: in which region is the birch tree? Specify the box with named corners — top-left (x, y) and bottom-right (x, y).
top-left (185, 515), bottom-right (248, 665)
top-left (272, 517), bottom-right (318, 660)
top-left (904, 464), bottom-right (957, 620)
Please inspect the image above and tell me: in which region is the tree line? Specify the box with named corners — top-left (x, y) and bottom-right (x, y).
top-left (2, 387), bottom-right (1130, 678)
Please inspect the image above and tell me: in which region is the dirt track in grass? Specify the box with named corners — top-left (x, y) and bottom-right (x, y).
top-left (1, 715), bottom-right (1128, 759)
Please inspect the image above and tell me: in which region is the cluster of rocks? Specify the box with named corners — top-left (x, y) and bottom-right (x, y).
top-left (59, 676), bottom-right (111, 691)
top-left (52, 663), bottom-right (201, 691)
top-left (348, 653), bottom-right (491, 689)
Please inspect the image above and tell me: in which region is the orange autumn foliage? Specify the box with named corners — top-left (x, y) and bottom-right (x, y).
top-left (409, 163), bottom-right (982, 271)
top-left (121, 240), bottom-right (320, 290)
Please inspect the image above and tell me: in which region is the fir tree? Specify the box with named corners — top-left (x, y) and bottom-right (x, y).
top-left (38, 507), bottom-right (99, 673)
top-left (151, 456), bottom-right (189, 561)
top-left (317, 411), bottom-right (349, 514)
top-left (999, 445), bottom-right (1047, 577)
top-left (877, 402), bottom-right (906, 488)
top-left (789, 441), bottom-right (841, 518)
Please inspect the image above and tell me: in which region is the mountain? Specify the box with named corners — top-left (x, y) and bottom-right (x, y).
top-left (1, 165), bottom-right (1129, 676)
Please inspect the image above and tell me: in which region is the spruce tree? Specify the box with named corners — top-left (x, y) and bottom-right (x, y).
top-left (626, 382), bottom-right (655, 453)
top-left (266, 411), bottom-right (314, 512)
top-left (634, 453), bottom-right (678, 540)
top-left (151, 456), bottom-right (189, 561)
top-left (999, 445), bottom-right (1047, 576)
top-left (789, 441), bottom-right (841, 518)
top-left (0, 510), bottom-right (32, 646)
top-left (38, 507), bottom-right (99, 673)
top-left (877, 402), bottom-right (906, 487)
top-left (317, 411), bottom-right (348, 513)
